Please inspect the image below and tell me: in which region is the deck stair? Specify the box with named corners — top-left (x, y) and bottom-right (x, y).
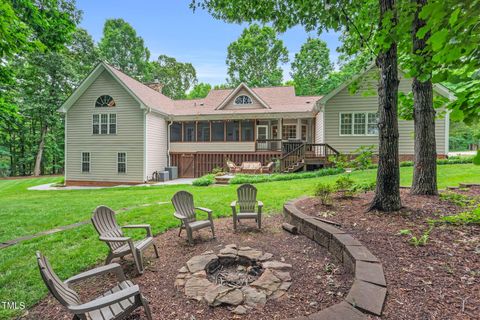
top-left (279, 143), bottom-right (339, 173)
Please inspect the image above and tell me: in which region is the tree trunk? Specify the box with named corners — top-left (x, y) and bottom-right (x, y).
top-left (369, 0), bottom-right (402, 212)
top-left (411, 0), bottom-right (437, 195)
top-left (33, 125), bottom-right (48, 176)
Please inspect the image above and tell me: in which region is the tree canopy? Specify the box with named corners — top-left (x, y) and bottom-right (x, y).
top-left (290, 38), bottom-right (333, 95)
top-left (187, 83), bottom-right (212, 99)
top-left (98, 18), bottom-right (150, 79)
top-left (147, 55), bottom-right (198, 99)
top-left (226, 24), bottom-right (289, 87)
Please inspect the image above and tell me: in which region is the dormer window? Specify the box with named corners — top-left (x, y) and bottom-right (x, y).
top-left (95, 95), bottom-right (116, 108)
top-left (234, 95), bottom-right (252, 105)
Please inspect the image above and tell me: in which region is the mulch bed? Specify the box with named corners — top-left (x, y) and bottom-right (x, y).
top-left (296, 188), bottom-right (480, 320)
top-left (25, 215), bottom-right (353, 320)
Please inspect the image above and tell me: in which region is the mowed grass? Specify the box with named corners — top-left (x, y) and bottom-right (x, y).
top-left (0, 163), bottom-right (479, 319)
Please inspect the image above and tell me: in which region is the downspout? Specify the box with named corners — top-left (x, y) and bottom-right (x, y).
top-left (143, 107), bottom-right (150, 182)
top-left (167, 120), bottom-right (172, 166)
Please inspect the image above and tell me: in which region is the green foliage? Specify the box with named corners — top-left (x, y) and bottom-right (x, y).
top-left (291, 38), bottom-right (333, 95)
top-left (439, 192), bottom-right (475, 208)
top-left (438, 206), bottom-right (480, 225)
top-left (187, 82), bottom-right (212, 99)
top-left (351, 145), bottom-right (375, 170)
top-left (473, 150), bottom-right (480, 166)
top-left (315, 183), bottom-right (334, 205)
top-left (192, 174), bottom-right (215, 186)
top-left (328, 153), bottom-right (349, 170)
top-left (398, 226), bottom-right (433, 247)
top-left (211, 166), bottom-right (226, 175)
top-left (147, 55), bottom-right (198, 99)
top-left (98, 18), bottom-right (150, 79)
top-left (226, 24), bottom-right (288, 87)
top-left (449, 120), bottom-right (480, 151)
top-left (351, 181), bottom-right (376, 193)
top-left (229, 167), bottom-right (344, 185)
top-left (334, 175), bottom-right (355, 197)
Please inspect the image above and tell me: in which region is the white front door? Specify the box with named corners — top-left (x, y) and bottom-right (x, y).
top-left (256, 125), bottom-right (269, 149)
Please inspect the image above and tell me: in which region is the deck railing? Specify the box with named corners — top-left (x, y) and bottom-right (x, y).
top-left (255, 139), bottom-right (282, 151)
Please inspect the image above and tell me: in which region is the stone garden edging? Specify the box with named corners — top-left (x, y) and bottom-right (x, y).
top-left (283, 198), bottom-right (387, 319)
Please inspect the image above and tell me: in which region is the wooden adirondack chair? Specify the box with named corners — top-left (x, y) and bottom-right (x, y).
top-left (172, 191), bottom-right (215, 245)
top-left (91, 205), bottom-right (159, 274)
top-left (36, 252), bottom-right (152, 320)
top-left (231, 184), bottom-right (263, 230)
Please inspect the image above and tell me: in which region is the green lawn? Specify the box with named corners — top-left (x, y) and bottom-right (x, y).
top-left (0, 164), bottom-right (479, 319)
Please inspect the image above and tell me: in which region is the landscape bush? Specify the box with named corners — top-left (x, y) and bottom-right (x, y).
top-left (334, 175), bottom-right (356, 197)
top-left (192, 174), bottom-right (215, 186)
top-left (315, 182), bottom-right (334, 205)
top-left (473, 150), bottom-right (480, 166)
top-left (229, 167), bottom-right (344, 184)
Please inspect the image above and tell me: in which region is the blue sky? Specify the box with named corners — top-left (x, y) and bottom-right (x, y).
top-left (77, 0), bottom-right (342, 85)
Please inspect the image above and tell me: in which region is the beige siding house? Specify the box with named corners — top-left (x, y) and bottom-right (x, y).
top-left (59, 62), bottom-right (453, 185)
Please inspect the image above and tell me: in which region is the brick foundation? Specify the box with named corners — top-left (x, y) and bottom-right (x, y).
top-left (65, 180), bottom-right (143, 187)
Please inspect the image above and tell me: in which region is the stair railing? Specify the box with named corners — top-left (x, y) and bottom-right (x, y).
top-left (280, 143), bottom-right (306, 172)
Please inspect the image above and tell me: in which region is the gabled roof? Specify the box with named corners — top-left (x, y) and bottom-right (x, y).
top-left (58, 62), bottom-right (321, 118)
top-left (317, 62), bottom-right (456, 107)
top-left (215, 82), bottom-right (270, 110)
top-left (172, 86), bottom-right (321, 116)
top-left (58, 62), bottom-right (174, 117)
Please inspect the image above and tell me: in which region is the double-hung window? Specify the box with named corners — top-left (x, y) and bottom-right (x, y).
top-left (81, 152), bottom-right (90, 173)
top-left (340, 112), bottom-right (378, 136)
top-left (93, 114), bottom-right (116, 135)
top-left (117, 152), bottom-right (126, 174)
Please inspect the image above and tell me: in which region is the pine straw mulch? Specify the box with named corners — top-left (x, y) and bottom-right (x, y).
top-left (24, 215), bottom-right (353, 320)
top-left (296, 187), bottom-right (480, 320)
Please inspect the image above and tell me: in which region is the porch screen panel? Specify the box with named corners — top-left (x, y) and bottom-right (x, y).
top-left (183, 122), bottom-right (196, 142)
top-left (197, 121), bottom-right (210, 141)
top-left (241, 120), bottom-right (254, 141)
top-left (226, 120), bottom-right (239, 141)
top-left (211, 121), bottom-right (225, 141)
top-left (282, 125), bottom-right (296, 140)
top-left (170, 122), bottom-right (182, 142)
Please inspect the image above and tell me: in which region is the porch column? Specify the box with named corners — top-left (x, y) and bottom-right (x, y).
top-left (296, 118), bottom-right (302, 140)
top-left (278, 118), bottom-right (283, 140)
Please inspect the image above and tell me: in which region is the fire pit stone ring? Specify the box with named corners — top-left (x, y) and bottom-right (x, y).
top-left (175, 244), bottom-right (292, 315)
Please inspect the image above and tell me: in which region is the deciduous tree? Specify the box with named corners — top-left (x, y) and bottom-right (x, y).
top-left (291, 38), bottom-right (333, 95)
top-left (187, 83), bottom-right (212, 99)
top-left (98, 19), bottom-right (150, 79)
top-left (147, 55), bottom-right (197, 99)
top-left (226, 24), bottom-right (288, 87)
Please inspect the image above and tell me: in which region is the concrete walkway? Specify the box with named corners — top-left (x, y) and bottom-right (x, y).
top-left (0, 201), bottom-right (169, 250)
top-left (28, 178), bottom-right (195, 191)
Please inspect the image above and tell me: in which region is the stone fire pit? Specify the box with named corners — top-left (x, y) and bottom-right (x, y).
top-left (175, 244), bottom-right (292, 315)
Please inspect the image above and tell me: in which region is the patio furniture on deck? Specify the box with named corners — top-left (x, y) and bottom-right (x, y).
top-left (36, 251), bottom-right (153, 320)
top-left (261, 161), bottom-right (275, 174)
top-left (91, 206), bottom-right (159, 274)
top-left (172, 191), bottom-right (216, 245)
top-left (240, 161), bottom-right (262, 174)
top-left (231, 183), bottom-right (263, 230)
top-left (226, 160), bottom-right (241, 174)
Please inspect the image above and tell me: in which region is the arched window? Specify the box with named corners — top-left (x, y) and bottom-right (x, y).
top-left (95, 95), bottom-right (116, 108)
top-left (234, 95), bottom-right (253, 105)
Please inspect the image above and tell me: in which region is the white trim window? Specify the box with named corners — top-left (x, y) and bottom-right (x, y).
top-left (117, 152), bottom-right (126, 174)
top-left (109, 114), bottom-right (117, 134)
top-left (234, 95), bottom-right (253, 105)
top-left (93, 114), bottom-right (117, 135)
top-left (92, 114), bottom-right (100, 134)
top-left (81, 152), bottom-right (90, 173)
top-left (340, 112), bottom-right (378, 136)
